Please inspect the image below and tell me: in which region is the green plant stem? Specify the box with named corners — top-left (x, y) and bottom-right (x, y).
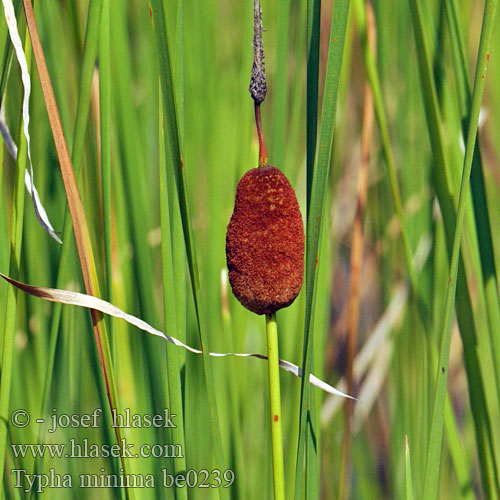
top-left (22, 1), bottom-right (131, 496)
top-left (0, 44), bottom-right (28, 494)
top-left (445, 0), bottom-right (500, 412)
top-left (306, 0), bottom-right (320, 204)
top-left (266, 313), bottom-right (286, 500)
top-left (99, 0), bottom-right (112, 353)
top-left (31, 0), bottom-right (112, 487)
top-left (296, 1), bottom-right (349, 497)
top-left (159, 91), bottom-right (188, 500)
top-left (352, 0), bottom-right (419, 297)
top-left (150, 3), bottom-right (228, 497)
top-left (422, 1), bottom-right (498, 498)
top-left (405, 435), bottom-right (415, 500)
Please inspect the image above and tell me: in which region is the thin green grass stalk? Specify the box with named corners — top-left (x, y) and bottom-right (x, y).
top-left (286, 1), bottom-right (307, 183)
top-left (272, 0), bottom-right (291, 168)
top-left (107, 136), bottom-right (159, 491)
top-left (422, 1), bottom-right (499, 498)
top-left (296, 1), bottom-right (350, 498)
top-left (220, 276), bottom-right (247, 498)
top-left (69, 0), bottom-right (101, 168)
top-left (158, 91), bottom-right (187, 500)
top-left (444, 395), bottom-right (475, 500)
top-left (32, 0), bottom-right (115, 484)
top-left (150, 2), bottom-right (229, 498)
top-left (0, 48), bottom-right (28, 494)
top-left (444, 0), bottom-right (500, 409)
top-left (171, 4), bottom-right (188, 489)
top-left (174, 0), bottom-right (184, 148)
top-left (109, 1), bottom-right (164, 402)
top-left (453, 289), bottom-right (499, 498)
top-left (0, 159), bottom-right (5, 338)
top-left (109, 7), bottom-right (170, 465)
top-left (175, 3), bottom-right (220, 478)
top-left (352, 23), bottom-right (442, 461)
top-left (100, 0), bottom-right (112, 309)
top-left (348, 18), bottom-right (439, 485)
top-left (401, 1), bottom-right (455, 488)
top-left (25, 1), bottom-right (135, 496)
top-left (0, 6), bottom-right (11, 338)
top-left (443, 0), bottom-right (469, 112)
top-left (408, 1), bottom-right (500, 494)
top-left (203, 0), bottom-right (239, 362)
top-left (354, 5), bottom-right (490, 493)
top-left (37, 1), bottom-right (75, 143)
top-left (405, 436), bottom-right (415, 500)
top-left (172, 0), bottom-right (186, 369)
top-left (306, 0), bottom-right (320, 203)
top-left (0, 0), bottom-right (21, 103)
top-left (107, 2), bottom-right (158, 321)
top-left (170, 9), bottom-right (188, 489)
top-left (352, 0), bottom-right (420, 302)
top-left (266, 313), bottom-right (286, 500)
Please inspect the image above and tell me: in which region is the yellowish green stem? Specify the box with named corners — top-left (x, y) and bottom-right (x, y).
top-left (266, 312), bottom-right (286, 500)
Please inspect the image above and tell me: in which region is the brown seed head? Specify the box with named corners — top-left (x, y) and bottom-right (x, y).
top-left (225, 166), bottom-right (305, 315)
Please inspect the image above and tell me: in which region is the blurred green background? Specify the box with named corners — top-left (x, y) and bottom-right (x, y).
top-left (0, 0), bottom-right (499, 499)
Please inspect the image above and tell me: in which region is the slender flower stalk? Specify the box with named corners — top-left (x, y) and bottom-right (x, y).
top-left (266, 313), bottom-right (286, 500)
top-left (254, 103), bottom-right (268, 167)
top-left (250, 0), bottom-right (268, 168)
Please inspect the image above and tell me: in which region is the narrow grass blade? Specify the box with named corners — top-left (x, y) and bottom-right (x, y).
top-left (352, 0), bottom-right (420, 300)
top-left (0, 114), bottom-right (57, 238)
top-left (70, 0), bottom-right (101, 171)
top-left (272, 0), bottom-right (291, 168)
top-left (306, 0), bottom-right (320, 203)
top-left (158, 92), bottom-right (187, 500)
top-left (0, 0), bottom-right (20, 101)
top-left (339, 45), bottom-right (375, 497)
top-left (409, 1), bottom-right (500, 495)
top-left (110, 0), bottom-right (167, 416)
top-left (405, 436), bottom-right (415, 500)
top-left (1, 0), bottom-right (61, 243)
top-left (20, 2), bottom-right (132, 496)
top-left (444, 396), bottom-right (475, 500)
top-left (31, 0), bottom-right (106, 485)
top-left (296, 1), bottom-right (350, 498)
top-left (174, 0), bottom-right (184, 146)
top-left (149, 2), bottom-right (229, 497)
top-left (0, 55), bottom-right (27, 493)
top-left (99, 0), bottom-right (112, 307)
top-left (444, 0), bottom-right (500, 410)
top-left (421, 1), bottom-right (499, 498)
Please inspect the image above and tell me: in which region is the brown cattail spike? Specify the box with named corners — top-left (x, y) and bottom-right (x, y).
top-left (226, 166), bottom-right (305, 315)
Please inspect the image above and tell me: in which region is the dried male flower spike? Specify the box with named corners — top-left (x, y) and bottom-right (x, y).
top-left (226, 165), bottom-right (305, 315)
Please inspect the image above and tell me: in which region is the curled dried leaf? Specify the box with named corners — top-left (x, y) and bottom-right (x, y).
top-left (0, 272), bottom-right (353, 400)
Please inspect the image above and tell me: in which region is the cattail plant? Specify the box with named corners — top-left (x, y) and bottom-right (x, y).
top-left (226, 2), bottom-right (305, 498)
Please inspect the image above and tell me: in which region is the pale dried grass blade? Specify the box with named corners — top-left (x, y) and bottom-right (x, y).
top-left (0, 111), bottom-right (59, 240)
top-left (0, 0), bottom-right (61, 243)
top-left (0, 272), bottom-right (354, 400)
